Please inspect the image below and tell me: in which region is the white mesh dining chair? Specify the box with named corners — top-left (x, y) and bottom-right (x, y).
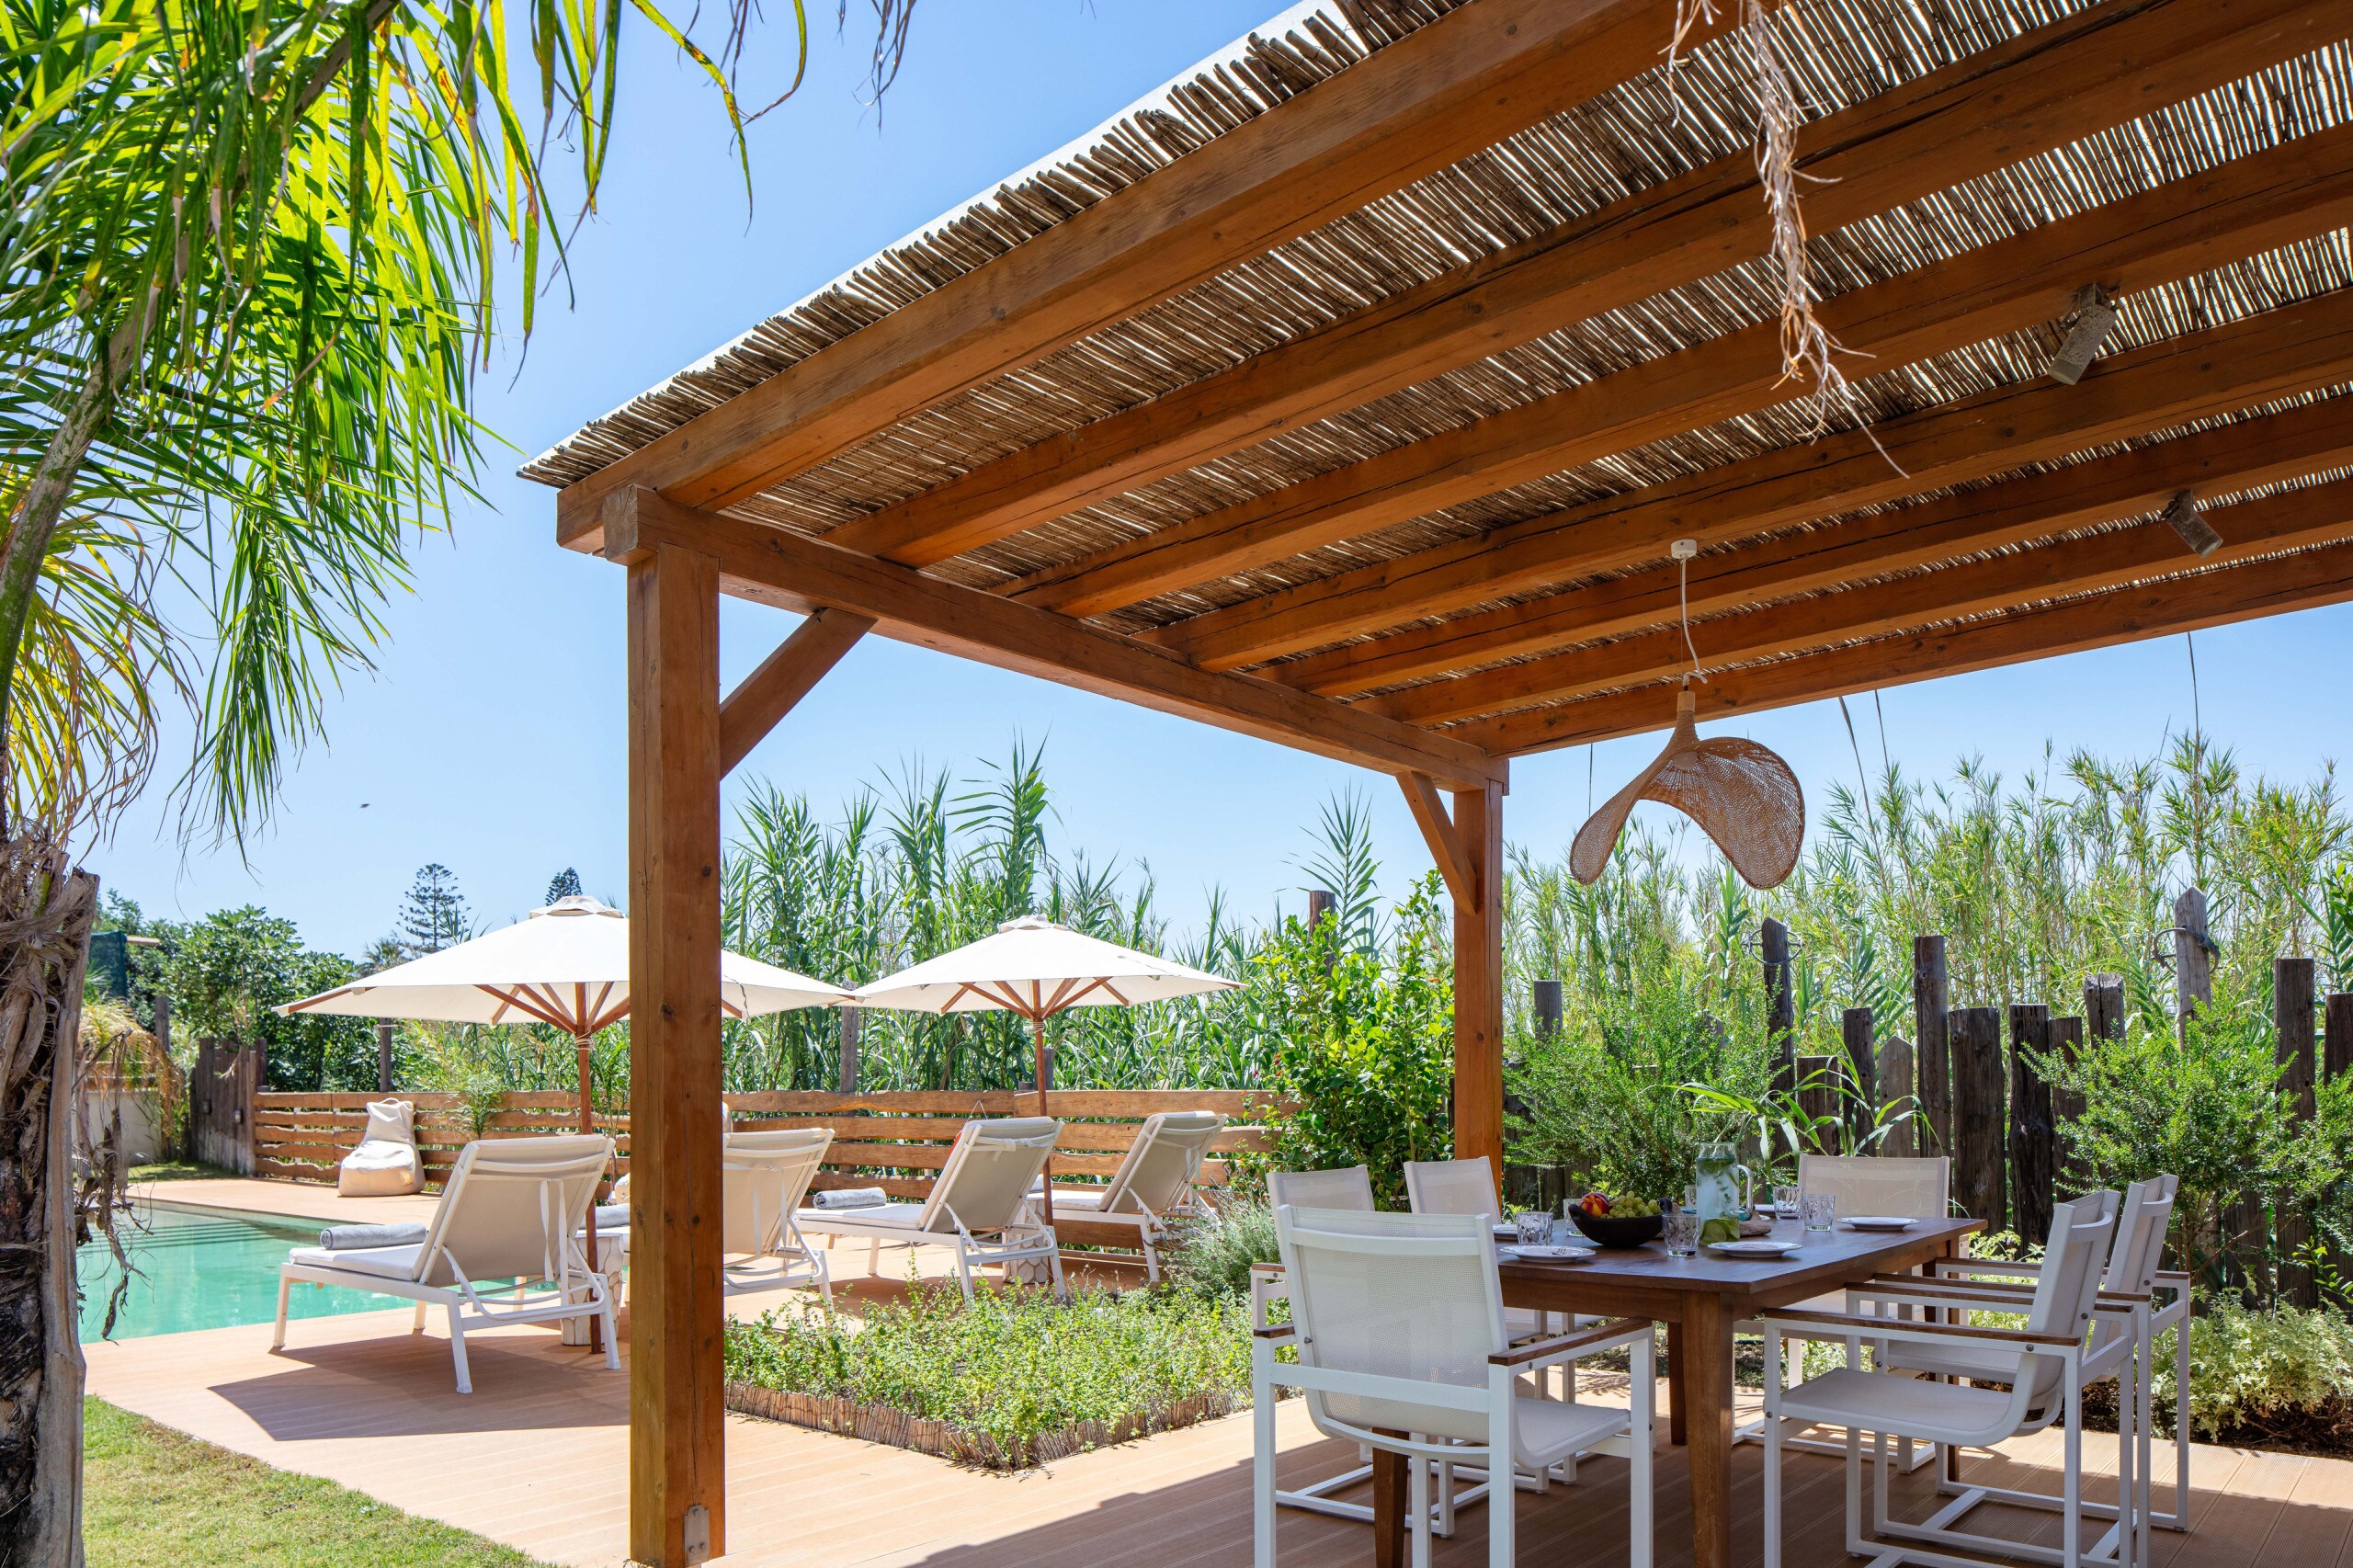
top-left (1736, 1153), bottom-right (1950, 1469)
top-left (1754, 1190), bottom-right (2121, 1568)
top-left (1912, 1174), bottom-right (2188, 1562)
top-left (1254, 1166), bottom-right (1393, 1531)
top-left (1254, 1205), bottom-right (1654, 1568)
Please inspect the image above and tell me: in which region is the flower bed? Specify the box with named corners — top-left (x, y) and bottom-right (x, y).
top-left (722, 1283), bottom-right (1255, 1470)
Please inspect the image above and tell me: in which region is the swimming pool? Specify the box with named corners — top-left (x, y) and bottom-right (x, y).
top-left (77, 1200), bottom-right (404, 1341)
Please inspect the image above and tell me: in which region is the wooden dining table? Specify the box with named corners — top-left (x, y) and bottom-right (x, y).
top-left (1494, 1215), bottom-right (1984, 1568)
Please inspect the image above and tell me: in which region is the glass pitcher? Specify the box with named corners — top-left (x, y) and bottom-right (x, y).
top-left (1693, 1141), bottom-right (1754, 1244)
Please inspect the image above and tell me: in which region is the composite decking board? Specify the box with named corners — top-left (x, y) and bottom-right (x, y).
top-left (84, 1240), bottom-right (2348, 1568)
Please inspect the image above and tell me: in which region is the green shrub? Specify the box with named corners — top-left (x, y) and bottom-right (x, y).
top-left (722, 1283), bottom-right (1253, 1454)
top-left (1252, 878), bottom-right (1455, 1210)
top-left (2161, 1295), bottom-right (2353, 1438)
top-left (1164, 1199), bottom-right (1279, 1297)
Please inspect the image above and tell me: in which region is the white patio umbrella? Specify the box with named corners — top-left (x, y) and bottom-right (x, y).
top-left (278, 894), bottom-right (849, 1132)
top-left (851, 915), bottom-right (1237, 1224)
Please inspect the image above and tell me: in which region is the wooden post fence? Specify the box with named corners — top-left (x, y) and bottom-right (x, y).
top-left (1879, 1035), bottom-right (1915, 1157)
top-left (1842, 1007), bottom-right (1875, 1147)
top-left (2174, 887), bottom-right (2214, 1034)
top-left (2277, 956), bottom-right (2318, 1307)
top-left (2328, 992), bottom-right (2353, 1290)
top-left (1950, 1007), bottom-right (2005, 1233)
top-left (1913, 936), bottom-right (1950, 1153)
top-left (376, 1022), bottom-right (396, 1092)
top-left (838, 1009), bottom-right (861, 1095)
top-left (2008, 1004), bottom-right (2055, 1246)
top-left (1764, 918), bottom-right (1796, 1098)
top-left (2085, 973), bottom-right (2125, 1045)
top-left (1797, 1053), bottom-right (1835, 1135)
top-left (2050, 1014), bottom-right (2085, 1192)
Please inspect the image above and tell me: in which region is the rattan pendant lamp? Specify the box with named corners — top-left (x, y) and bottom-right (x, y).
top-left (1569, 541), bottom-right (1805, 889)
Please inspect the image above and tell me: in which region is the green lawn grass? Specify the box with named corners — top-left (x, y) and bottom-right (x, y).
top-left (123, 1160), bottom-right (242, 1184)
top-left (83, 1399), bottom-right (556, 1568)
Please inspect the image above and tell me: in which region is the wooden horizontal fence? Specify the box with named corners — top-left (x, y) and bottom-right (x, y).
top-left (252, 1089), bottom-right (1279, 1234)
top-left (254, 1092), bottom-right (622, 1187)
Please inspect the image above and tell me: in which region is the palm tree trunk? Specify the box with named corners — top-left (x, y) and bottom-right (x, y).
top-left (0, 838), bottom-right (97, 1567)
top-left (0, 356), bottom-right (117, 827)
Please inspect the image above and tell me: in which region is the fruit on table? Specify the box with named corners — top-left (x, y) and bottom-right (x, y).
top-left (1577, 1193), bottom-right (1659, 1218)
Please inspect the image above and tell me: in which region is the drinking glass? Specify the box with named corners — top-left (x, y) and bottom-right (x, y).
top-left (1773, 1184), bottom-right (1802, 1219)
top-left (1802, 1192), bottom-right (1837, 1232)
top-left (1663, 1208), bottom-right (1699, 1256)
top-left (1516, 1210), bottom-right (1551, 1246)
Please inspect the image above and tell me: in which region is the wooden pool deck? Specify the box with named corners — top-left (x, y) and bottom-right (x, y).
top-left (85, 1178), bottom-right (2353, 1568)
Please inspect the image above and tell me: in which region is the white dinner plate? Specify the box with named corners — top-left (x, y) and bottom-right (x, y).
top-left (1493, 1223), bottom-right (1519, 1238)
top-left (1509, 1244), bottom-right (1596, 1263)
top-left (1707, 1239), bottom-right (1802, 1259)
top-left (1843, 1216), bottom-right (1918, 1232)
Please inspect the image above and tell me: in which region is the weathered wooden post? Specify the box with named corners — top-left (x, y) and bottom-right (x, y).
top-left (837, 1008), bottom-right (861, 1095)
top-left (1842, 1007), bottom-right (1876, 1146)
top-left (2328, 991), bottom-right (2353, 1286)
top-left (2008, 1005), bottom-right (2055, 1244)
top-left (2084, 973), bottom-right (2125, 1045)
top-left (2277, 957), bottom-right (2317, 1307)
top-left (1879, 1035), bottom-right (1916, 1157)
top-left (1529, 980), bottom-right (1565, 1211)
top-left (1797, 1053), bottom-right (1836, 1135)
top-left (1764, 918), bottom-right (1796, 1097)
top-left (1950, 1007), bottom-right (2006, 1233)
top-left (2174, 887), bottom-right (2214, 1033)
top-left (376, 1021), bottom-right (396, 1092)
top-left (2049, 1015), bottom-right (2085, 1191)
top-left (1914, 935), bottom-right (1950, 1152)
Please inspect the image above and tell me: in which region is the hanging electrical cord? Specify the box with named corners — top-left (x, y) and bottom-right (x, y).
top-left (1673, 538), bottom-right (1709, 684)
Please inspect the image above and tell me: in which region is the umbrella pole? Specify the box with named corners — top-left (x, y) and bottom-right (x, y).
top-left (576, 1032), bottom-right (605, 1355)
top-left (1030, 1013), bottom-right (1053, 1232)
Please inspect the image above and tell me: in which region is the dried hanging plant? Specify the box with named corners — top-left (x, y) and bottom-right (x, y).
top-left (1669, 0), bottom-right (1885, 449)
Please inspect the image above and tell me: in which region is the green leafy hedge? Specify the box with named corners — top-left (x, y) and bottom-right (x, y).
top-left (722, 1284), bottom-right (1254, 1456)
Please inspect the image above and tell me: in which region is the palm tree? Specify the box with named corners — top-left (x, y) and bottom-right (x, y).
top-left (0, 0), bottom-right (916, 1555)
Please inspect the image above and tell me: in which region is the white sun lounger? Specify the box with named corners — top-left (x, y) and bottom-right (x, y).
top-left (1031, 1109), bottom-right (1224, 1282)
top-left (275, 1133), bottom-right (617, 1393)
top-left (795, 1117), bottom-right (1063, 1299)
top-left (594, 1127), bottom-right (837, 1303)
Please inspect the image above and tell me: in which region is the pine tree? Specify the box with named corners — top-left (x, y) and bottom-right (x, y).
top-left (397, 864), bottom-right (471, 955)
top-left (545, 867), bottom-right (584, 904)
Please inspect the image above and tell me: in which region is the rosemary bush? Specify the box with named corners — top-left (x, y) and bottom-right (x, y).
top-left (722, 1285), bottom-right (1253, 1454)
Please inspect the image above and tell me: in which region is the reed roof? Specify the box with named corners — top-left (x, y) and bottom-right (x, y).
top-left (530, 0), bottom-right (2353, 772)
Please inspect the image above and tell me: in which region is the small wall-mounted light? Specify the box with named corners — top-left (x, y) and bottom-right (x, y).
top-left (2048, 283), bottom-right (2120, 385)
top-left (2160, 490), bottom-right (2222, 556)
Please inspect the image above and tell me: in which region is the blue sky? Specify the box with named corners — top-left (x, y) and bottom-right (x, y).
top-left (82, 1), bottom-right (2347, 956)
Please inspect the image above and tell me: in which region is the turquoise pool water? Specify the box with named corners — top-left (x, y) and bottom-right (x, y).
top-left (77, 1201), bottom-right (404, 1341)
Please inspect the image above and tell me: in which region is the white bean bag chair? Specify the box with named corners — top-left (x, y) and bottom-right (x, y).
top-left (338, 1098), bottom-right (423, 1197)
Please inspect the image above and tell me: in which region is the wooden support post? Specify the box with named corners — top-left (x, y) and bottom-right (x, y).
top-left (2277, 957), bottom-right (2318, 1308)
top-left (1763, 918), bottom-right (1795, 1098)
top-left (1842, 1007), bottom-right (1876, 1147)
top-left (1306, 889), bottom-right (1336, 933)
top-left (837, 1009), bottom-right (860, 1095)
top-left (2008, 1005), bottom-right (2055, 1246)
top-left (2050, 1015), bottom-right (2084, 1192)
top-left (1451, 782), bottom-right (1505, 1190)
top-left (2329, 993), bottom-right (2353, 1082)
top-left (1879, 1035), bottom-right (1915, 1157)
top-left (1913, 936), bottom-right (1949, 1153)
top-left (625, 540), bottom-right (727, 1567)
top-left (1950, 1007), bottom-right (2006, 1233)
top-left (1398, 770), bottom-right (1476, 915)
top-left (376, 1022), bottom-right (395, 1093)
top-left (1531, 980), bottom-right (1563, 1040)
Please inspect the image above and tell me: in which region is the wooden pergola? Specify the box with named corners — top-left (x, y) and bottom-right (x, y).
top-left (527, 0), bottom-right (2353, 1561)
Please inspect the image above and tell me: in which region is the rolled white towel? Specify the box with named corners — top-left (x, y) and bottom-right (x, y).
top-left (318, 1221), bottom-right (428, 1251)
top-left (809, 1187), bottom-right (888, 1210)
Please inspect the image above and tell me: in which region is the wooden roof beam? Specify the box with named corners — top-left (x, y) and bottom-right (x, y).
top-left (597, 488), bottom-right (1505, 792)
top-left (554, 0), bottom-right (1721, 545)
top-left (1347, 391), bottom-right (2353, 716)
top-left (994, 0), bottom-right (2350, 609)
top-left (1385, 472), bottom-right (2353, 725)
top-left (1456, 537), bottom-right (2353, 756)
top-left (1147, 119), bottom-right (2353, 672)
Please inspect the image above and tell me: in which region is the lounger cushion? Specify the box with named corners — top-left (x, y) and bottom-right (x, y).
top-left (1035, 1187), bottom-right (1108, 1211)
top-left (287, 1243), bottom-right (424, 1281)
top-left (795, 1201), bottom-right (927, 1230)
